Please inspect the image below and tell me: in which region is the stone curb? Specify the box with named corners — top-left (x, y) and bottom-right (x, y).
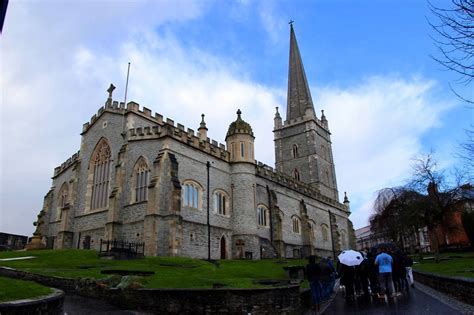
top-left (413, 270), bottom-right (474, 306)
top-left (0, 288), bottom-right (65, 315)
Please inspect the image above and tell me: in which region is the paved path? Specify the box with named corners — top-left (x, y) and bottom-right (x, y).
top-left (314, 281), bottom-right (474, 315)
top-left (63, 295), bottom-right (148, 315)
top-left (65, 281), bottom-right (474, 315)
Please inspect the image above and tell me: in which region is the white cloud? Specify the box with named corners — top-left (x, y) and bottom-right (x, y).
top-left (316, 76), bottom-right (455, 228)
top-left (258, 0), bottom-right (286, 45)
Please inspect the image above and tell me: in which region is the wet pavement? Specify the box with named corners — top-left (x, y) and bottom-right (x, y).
top-left (63, 295), bottom-right (148, 315)
top-left (316, 281), bottom-right (474, 315)
top-left (64, 281), bottom-right (474, 314)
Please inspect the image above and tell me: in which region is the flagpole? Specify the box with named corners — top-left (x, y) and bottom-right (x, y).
top-left (121, 62), bottom-right (131, 139)
top-left (124, 62), bottom-right (131, 105)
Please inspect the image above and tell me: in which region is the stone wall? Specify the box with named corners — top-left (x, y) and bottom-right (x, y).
top-left (0, 289), bottom-right (65, 315)
top-left (0, 267), bottom-right (302, 314)
top-left (101, 286), bottom-right (301, 314)
top-left (414, 270), bottom-right (474, 305)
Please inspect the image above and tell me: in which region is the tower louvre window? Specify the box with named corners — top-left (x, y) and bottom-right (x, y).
top-left (293, 169), bottom-right (300, 181)
top-left (240, 142), bottom-right (245, 158)
top-left (292, 144), bottom-right (298, 158)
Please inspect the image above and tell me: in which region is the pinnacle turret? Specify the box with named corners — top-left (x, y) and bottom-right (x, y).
top-left (274, 107), bottom-right (282, 129)
top-left (198, 114), bottom-right (208, 141)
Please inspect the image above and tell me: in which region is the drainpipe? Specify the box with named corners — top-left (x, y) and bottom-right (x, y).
top-left (207, 161), bottom-right (211, 261)
top-left (328, 211), bottom-right (336, 259)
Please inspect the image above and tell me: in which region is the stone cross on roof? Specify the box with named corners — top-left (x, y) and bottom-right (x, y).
top-left (107, 84), bottom-right (116, 99)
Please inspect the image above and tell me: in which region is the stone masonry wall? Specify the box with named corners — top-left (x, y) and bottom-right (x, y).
top-left (0, 267), bottom-right (302, 314)
top-left (414, 270), bottom-right (474, 305)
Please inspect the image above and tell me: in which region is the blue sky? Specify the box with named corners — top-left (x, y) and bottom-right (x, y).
top-left (1, 0), bottom-right (472, 236)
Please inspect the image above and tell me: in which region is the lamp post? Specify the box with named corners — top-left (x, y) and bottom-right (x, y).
top-left (207, 161), bottom-right (211, 261)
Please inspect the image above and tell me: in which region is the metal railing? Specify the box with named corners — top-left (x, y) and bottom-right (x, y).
top-left (99, 239), bottom-right (145, 259)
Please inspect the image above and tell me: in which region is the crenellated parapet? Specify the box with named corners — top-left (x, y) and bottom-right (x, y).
top-left (53, 151), bottom-right (80, 178)
top-left (128, 122), bottom-right (229, 162)
top-left (81, 100), bottom-right (167, 134)
top-left (255, 161), bottom-right (348, 212)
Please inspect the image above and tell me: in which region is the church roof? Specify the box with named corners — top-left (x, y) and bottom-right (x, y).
top-left (226, 109), bottom-right (254, 140)
top-left (286, 24), bottom-right (316, 121)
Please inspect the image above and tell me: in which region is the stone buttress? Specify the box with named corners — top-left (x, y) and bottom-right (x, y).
top-left (144, 150), bottom-right (182, 256)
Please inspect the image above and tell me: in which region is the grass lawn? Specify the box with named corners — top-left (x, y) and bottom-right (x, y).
top-left (0, 250), bottom-right (307, 288)
top-left (0, 276), bottom-right (53, 303)
top-left (413, 251), bottom-right (474, 278)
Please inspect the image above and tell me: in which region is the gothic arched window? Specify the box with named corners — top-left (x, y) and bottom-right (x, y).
top-left (308, 220), bottom-right (316, 239)
top-left (292, 216), bottom-right (301, 234)
top-left (340, 229), bottom-right (347, 249)
top-left (132, 157), bottom-right (150, 203)
top-left (214, 190), bottom-right (230, 216)
top-left (293, 169), bottom-right (300, 181)
top-left (90, 139), bottom-right (111, 210)
top-left (257, 205), bottom-right (269, 227)
top-left (57, 182), bottom-right (69, 220)
top-left (292, 144), bottom-right (299, 158)
top-left (321, 224), bottom-right (329, 241)
top-left (182, 180), bottom-right (202, 210)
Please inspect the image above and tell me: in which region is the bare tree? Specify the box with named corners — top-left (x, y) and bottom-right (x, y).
top-left (408, 153), bottom-right (471, 262)
top-left (457, 126), bottom-right (474, 172)
top-left (370, 187), bottom-right (424, 250)
top-left (369, 153), bottom-right (473, 261)
top-left (428, 0), bottom-right (474, 103)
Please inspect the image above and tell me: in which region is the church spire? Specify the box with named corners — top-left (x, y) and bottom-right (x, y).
top-left (287, 23), bottom-right (316, 121)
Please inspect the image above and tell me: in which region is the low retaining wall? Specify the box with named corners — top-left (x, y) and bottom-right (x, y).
top-left (0, 267), bottom-right (77, 293)
top-left (0, 267), bottom-right (302, 314)
top-left (414, 270), bottom-right (474, 305)
top-left (98, 286), bottom-right (301, 314)
top-left (0, 289), bottom-right (64, 315)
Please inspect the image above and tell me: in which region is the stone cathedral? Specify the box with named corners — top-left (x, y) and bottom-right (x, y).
top-left (29, 25), bottom-right (354, 259)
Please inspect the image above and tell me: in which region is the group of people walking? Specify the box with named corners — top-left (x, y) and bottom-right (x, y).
top-left (305, 256), bottom-right (337, 312)
top-left (306, 247), bottom-right (414, 311)
top-left (338, 247), bottom-right (414, 299)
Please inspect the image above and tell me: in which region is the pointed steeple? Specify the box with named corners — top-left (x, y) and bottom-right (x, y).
top-left (287, 23), bottom-right (316, 121)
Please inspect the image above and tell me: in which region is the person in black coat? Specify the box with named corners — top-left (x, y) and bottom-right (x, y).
top-left (306, 255), bottom-right (322, 311)
top-left (339, 263), bottom-right (356, 300)
top-left (367, 248), bottom-right (380, 295)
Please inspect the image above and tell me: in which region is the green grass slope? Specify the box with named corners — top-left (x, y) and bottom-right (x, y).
top-left (0, 276), bottom-right (53, 303)
top-left (0, 250), bottom-right (307, 288)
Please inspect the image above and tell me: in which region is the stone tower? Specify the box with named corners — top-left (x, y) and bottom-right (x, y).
top-left (226, 110), bottom-right (259, 258)
top-left (274, 24), bottom-right (339, 201)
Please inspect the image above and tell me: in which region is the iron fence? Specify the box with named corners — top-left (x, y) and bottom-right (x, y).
top-left (99, 239), bottom-right (145, 259)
